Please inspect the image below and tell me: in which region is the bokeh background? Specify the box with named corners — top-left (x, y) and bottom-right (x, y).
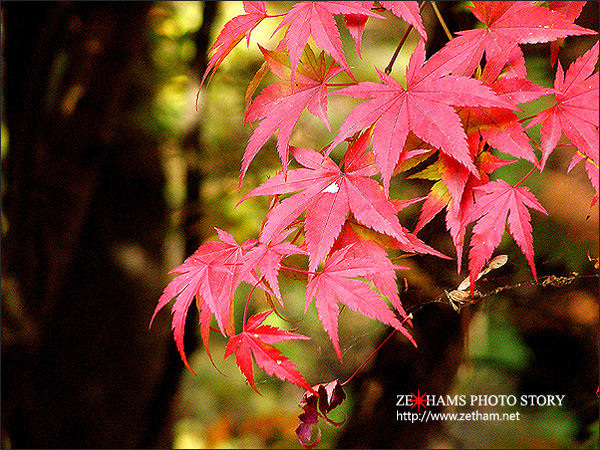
top-left (1, 2), bottom-right (598, 448)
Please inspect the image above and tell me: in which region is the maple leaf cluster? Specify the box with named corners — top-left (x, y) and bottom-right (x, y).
top-left (154, 2), bottom-right (598, 446)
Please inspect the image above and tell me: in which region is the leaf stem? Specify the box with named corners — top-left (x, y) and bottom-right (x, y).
top-left (431, 1), bottom-right (453, 41)
top-left (243, 275), bottom-right (266, 328)
top-left (280, 264), bottom-right (319, 277)
top-left (385, 24), bottom-right (414, 75)
top-left (342, 330), bottom-right (395, 386)
top-left (326, 83), bottom-right (358, 88)
top-left (518, 114), bottom-right (538, 124)
top-left (289, 226), bottom-right (304, 246)
top-left (341, 313), bottom-right (413, 386)
top-left (514, 164), bottom-right (539, 187)
top-left (384, 1), bottom-right (428, 75)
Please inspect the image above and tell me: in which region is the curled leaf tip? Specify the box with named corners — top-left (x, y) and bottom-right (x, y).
top-left (296, 379), bottom-right (347, 448)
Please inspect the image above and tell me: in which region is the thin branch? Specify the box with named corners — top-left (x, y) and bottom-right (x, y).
top-left (431, 1), bottom-right (453, 41)
top-left (514, 163), bottom-right (539, 187)
top-left (342, 313), bottom-right (413, 386)
top-left (384, 1), bottom-right (427, 75)
top-left (406, 271), bottom-right (599, 316)
top-left (384, 25), bottom-right (414, 75)
top-left (243, 275), bottom-right (266, 327)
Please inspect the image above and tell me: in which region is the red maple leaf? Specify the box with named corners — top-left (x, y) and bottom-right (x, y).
top-left (456, 76), bottom-right (552, 166)
top-left (446, 150), bottom-right (516, 270)
top-left (426, 76), bottom-right (551, 266)
top-left (200, 2), bottom-right (267, 89)
top-left (379, 1), bottom-right (427, 41)
top-left (151, 229), bottom-right (256, 370)
top-left (343, 1), bottom-right (374, 58)
top-left (330, 40), bottom-right (513, 195)
top-left (305, 245), bottom-right (416, 361)
top-left (433, 1), bottom-right (595, 81)
top-left (242, 45), bottom-right (343, 183)
top-left (240, 228), bottom-right (307, 301)
top-left (548, 1), bottom-right (588, 67)
top-left (242, 130), bottom-right (441, 272)
top-left (224, 310), bottom-right (312, 393)
top-left (332, 220), bottom-right (411, 320)
top-left (527, 41), bottom-right (599, 169)
top-left (344, 1), bottom-right (426, 57)
top-left (467, 180), bottom-right (547, 294)
top-left (430, 77), bottom-right (550, 267)
top-left (272, 1), bottom-right (383, 80)
top-left (411, 145), bottom-right (514, 270)
top-left (568, 152), bottom-right (599, 204)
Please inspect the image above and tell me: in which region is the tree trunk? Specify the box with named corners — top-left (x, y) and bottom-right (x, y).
top-left (1, 2), bottom-right (204, 447)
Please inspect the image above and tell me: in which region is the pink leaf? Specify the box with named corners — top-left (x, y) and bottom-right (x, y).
top-left (151, 229), bottom-right (257, 369)
top-left (241, 46), bottom-right (343, 183)
top-left (331, 40), bottom-right (513, 194)
top-left (527, 42), bottom-right (599, 168)
top-left (305, 245), bottom-right (415, 361)
top-left (343, 1), bottom-right (374, 58)
top-left (332, 221), bottom-right (411, 319)
top-left (240, 229), bottom-right (307, 301)
top-left (548, 1), bottom-right (587, 66)
top-left (243, 136), bottom-right (441, 272)
top-left (432, 1), bottom-right (595, 79)
top-left (379, 1), bottom-right (426, 41)
top-left (467, 180), bottom-right (547, 294)
top-left (224, 310), bottom-right (312, 393)
top-left (273, 1), bottom-right (383, 80)
top-left (200, 2), bottom-right (267, 89)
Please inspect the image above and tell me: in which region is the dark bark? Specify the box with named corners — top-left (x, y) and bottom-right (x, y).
top-left (0, 2), bottom-right (214, 447)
